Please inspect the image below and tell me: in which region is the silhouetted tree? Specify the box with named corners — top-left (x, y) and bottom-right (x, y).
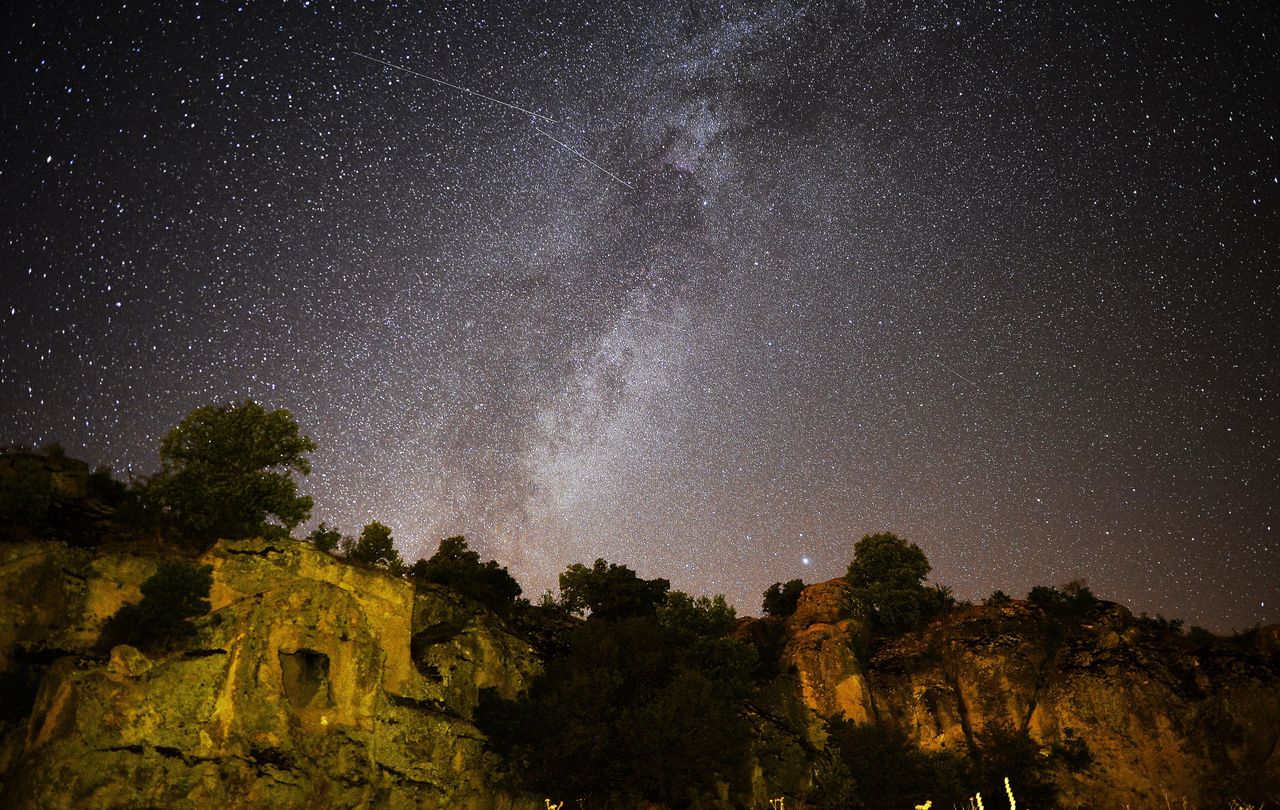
top-left (407, 535), bottom-right (521, 610)
top-left (0, 451), bottom-right (53, 537)
top-left (306, 522), bottom-right (343, 553)
top-left (145, 400), bottom-right (315, 545)
top-left (845, 532), bottom-right (947, 633)
top-left (1027, 579), bottom-right (1102, 622)
top-left (762, 578), bottom-right (806, 617)
top-left (984, 589), bottom-right (1012, 607)
top-left (558, 558), bottom-right (670, 620)
top-left (348, 520), bottom-right (402, 569)
top-left (476, 616), bottom-right (752, 807)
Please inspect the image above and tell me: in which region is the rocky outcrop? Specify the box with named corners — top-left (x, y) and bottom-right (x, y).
top-left (0, 538), bottom-right (540, 809)
top-left (4, 551), bottom-right (1279, 808)
top-left (782, 579), bottom-right (874, 736)
top-left (762, 579), bottom-right (1280, 808)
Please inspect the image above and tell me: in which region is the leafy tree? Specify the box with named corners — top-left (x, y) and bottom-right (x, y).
top-left (1027, 579), bottom-right (1102, 623)
top-left (348, 520), bottom-right (402, 569)
top-left (407, 535), bottom-right (522, 610)
top-left (657, 591), bottom-right (737, 639)
top-left (845, 532), bottom-right (945, 634)
top-left (476, 616), bottom-right (752, 807)
top-left (822, 719), bottom-right (970, 809)
top-left (762, 578), bottom-right (806, 617)
top-left (0, 451), bottom-right (53, 536)
top-left (558, 558), bottom-right (670, 620)
top-left (99, 561), bottom-right (214, 652)
top-left (971, 722), bottom-right (1059, 808)
top-left (984, 589), bottom-right (1012, 607)
top-left (306, 521), bottom-right (343, 554)
top-left (146, 400), bottom-right (315, 545)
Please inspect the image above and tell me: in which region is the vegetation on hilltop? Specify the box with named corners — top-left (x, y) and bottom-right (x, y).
top-left (4, 401), bottom-right (1276, 808)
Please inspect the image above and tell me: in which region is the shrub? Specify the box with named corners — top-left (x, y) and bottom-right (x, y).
top-left (983, 590), bottom-right (1012, 607)
top-left (1027, 580), bottom-right (1102, 623)
top-left (845, 532), bottom-right (948, 634)
top-left (306, 521), bottom-right (344, 553)
top-left (347, 520), bottom-right (403, 569)
top-left (407, 535), bottom-right (521, 610)
top-left (762, 579), bottom-right (806, 617)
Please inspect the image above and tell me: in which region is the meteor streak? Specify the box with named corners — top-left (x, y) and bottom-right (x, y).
top-left (534, 127), bottom-right (634, 190)
top-left (350, 51), bottom-right (556, 123)
top-left (929, 356), bottom-right (979, 387)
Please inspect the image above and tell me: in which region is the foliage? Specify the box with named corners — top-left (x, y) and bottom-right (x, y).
top-left (822, 719), bottom-right (970, 809)
top-left (845, 532), bottom-right (947, 634)
top-left (305, 521), bottom-right (344, 553)
top-left (983, 589), bottom-right (1012, 607)
top-left (347, 520), bottom-right (403, 569)
top-left (407, 535), bottom-right (522, 611)
top-left (971, 721), bottom-right (1059, 808)
top-left (145, 400), bottom-right (315, 545)
top-left (1027, 579), bottom-right (1103, 623)
top-left (0, 451), bottom-right (53, 536)
top-left (657, 590), bottom-right (737, 639)
top-left (558, 558), bottom-right (670, 620)
top-left (99, 560), bottom-right (214, 652)
top-left (762, 578), bottom-right (806, 617)
top-left (1187, 625), bottom-right (1216, 648)
top-left (476, 615), bottom-right (752, 807)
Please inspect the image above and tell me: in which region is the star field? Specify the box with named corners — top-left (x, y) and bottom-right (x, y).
top-left (2, 1), bottom-right (1277, 630)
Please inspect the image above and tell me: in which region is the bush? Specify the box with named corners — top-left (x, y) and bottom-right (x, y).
top-left (658, 591), bottom-right (737, 639)
top-left (99, 561), bottom-right (214, 652)
top-left (822, 719), bottom-right (969, 809)
top-left (1027, 580), bottom-right (1102, 623)
top-left (306, 522), bottom-right (344, 553)
top-left (971, 722), bottom-right (1058, 807)
top-left (845, 532), bottom-right (947, 634)
top-left (347, 520), bottom-right (403, 570)
top-left (407, 535), bottom-right (521, 610)
top-left (762, 579), bottom-right (805, 617)
top-left (476, 616), bottom-right (752, 807)
top-left (558, 558), bottom-right (670, 620)
top-left (984, 590), bottom-right (1012, 607)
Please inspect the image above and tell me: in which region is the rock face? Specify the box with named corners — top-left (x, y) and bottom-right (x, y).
top-left (4, 551), bottom-right (1279, 808)
top-left (0, 538), bottom-right (540, 809)
top-left (771, 579), bottom-right (1280, 808)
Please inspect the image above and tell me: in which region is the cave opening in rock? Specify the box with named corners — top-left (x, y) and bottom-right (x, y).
top-left (278, 648), bottom-right (332, 710)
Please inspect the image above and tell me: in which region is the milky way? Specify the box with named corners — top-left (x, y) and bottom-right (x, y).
top-left (3, 1), bottom-right (1277, 629)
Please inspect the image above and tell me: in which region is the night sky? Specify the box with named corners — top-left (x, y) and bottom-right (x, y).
top-left (3, 1), bottom-right (1277, 631)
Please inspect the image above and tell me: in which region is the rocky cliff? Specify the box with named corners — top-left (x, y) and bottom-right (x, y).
top-left (3, 543), bottom-right (1278, 809)
top-left (772, 579), bottom-right (1280, 808)
top-left (0, 538), bottom-right (540, 809)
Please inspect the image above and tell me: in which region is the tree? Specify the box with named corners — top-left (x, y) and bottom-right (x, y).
top-left (476, 616), bottom-right (752, 807)
top-left (306, 522), bottom-right (343, 554)
top-left (1027, 579), bottom-right (1101, 622)
top-left (658, 591), bottom-right (737, 639)
top-left (845, 532), bottom-right (944, 634)
top-left (0, 451), bottom-right (53, 537)
top-left (146, 400), bottom-right (315, 545)
top-left (558, 558), bottom-right (670, 620)
top-left (407, 535), bottom-right (522, 610)
top-left (762, 578), bottom-right (806, 617)
top-left (349, 520), bottom-right (402, 569)
top-left (99, 561), bottom-right (214, 652)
